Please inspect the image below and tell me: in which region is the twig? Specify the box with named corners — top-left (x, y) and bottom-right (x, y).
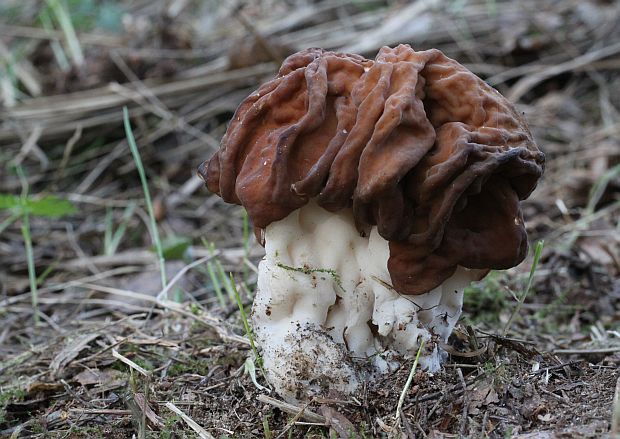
top-left (457, 368), bottom-right (468, 437)
top-left (69, 409), bottom-right (131, 415)
top-left (11, 124), bottom-right (43, 167)
top-left (480, 410), bottom-right (489, 438)
top-left (540, 388), bottom-right (570, 404)
top-left (0, 266), bottom-right (142, 308)
top-left (508, 40), bottom-right (620, 101)
top-left (234, 7), bottom-right (286, 65)
top-left (75, 140), bottom-right (128, 194)
top-left (257, 394), bottom-right (325, 424)
top-left (531, 360), bottom-right (583, 374)
top-left (156, 255), bottom-right (214, 301)
top-left (54, 124), bottom-right (82, 184)
top-left (275, 400), bottom-right (316, 439)
top-left (165, 402), bottom-right (216, 439)
top-left (409, 369), bottom-right (485, 406)
top-left (553, 347), bottom-right (620, 355)
top-left (79, 282), bottom-right (248, 345)
top-left (0, 24), bottom-right (122, 46)
top-left (112, 349), bottom-right (151, 377)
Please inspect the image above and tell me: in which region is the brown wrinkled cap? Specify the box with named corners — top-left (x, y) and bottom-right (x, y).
top-left (199, 45), bottom-right (545, 295)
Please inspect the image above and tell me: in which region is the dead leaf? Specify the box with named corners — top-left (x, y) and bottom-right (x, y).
top-left (538, 413), bottom-right (553, 422)
top-left (320, 406), bottom-right (358, 438)
top-left (485, 387), bottom-right (500, 405)
top-left (27, 381), bottom-right (64, 392)
top-left (74, 368), bottom-right (126, 388)
top-left (579, 236), bottom-right (620, 274)
top-left (468, 383), bottom-right (499, 415)
top-left (133, 392), bottom-right (164, 428)
top-left (49, 333), bottom-right (100, 378)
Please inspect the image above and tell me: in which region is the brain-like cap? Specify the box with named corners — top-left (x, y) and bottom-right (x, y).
top-left (199, 45), bottom-right (545, 294)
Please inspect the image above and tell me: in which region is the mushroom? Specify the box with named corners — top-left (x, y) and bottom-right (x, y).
top-left (198, 45), bottom-right (544, 402)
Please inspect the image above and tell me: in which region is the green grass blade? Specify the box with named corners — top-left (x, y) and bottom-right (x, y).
top-left (105, 202), bottom-right (137, 256)
top-left (216, 259), bottom-right (236, 301)
top-left (21, 211), bottom-right (38, 322)
top-left (206, 261), bottom-right (226, 307)
top-left (0, 211), bottom-right (20, 235)
top-left (123, 107), bottom-right (167, 290)
top-left (230, 273), bottom-right (264, 374)
top-left (104, 207), bottom-right (113, 254)
top-left (395, 340), bottom-right (424, 421)
top-left (38, 9), bottom-right (70, 71)
top-left (46, 0), bottom-right (84, 66)
top-left (242, 209), bottom-right (250, 282)
top-left (15, 166), bottom-right (38, 322)
top-left (502, 240), bottom-right (544, 336)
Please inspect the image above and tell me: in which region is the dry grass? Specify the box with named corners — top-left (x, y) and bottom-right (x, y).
top-left (1, 0), bottom-right (619, 437)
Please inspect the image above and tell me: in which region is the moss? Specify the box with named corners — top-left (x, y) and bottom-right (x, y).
top-left (158, 414), bottom-right (180, 439)
top-left (65, 425), bottom-right (105, 438)
top-left (0, 387), bottom-right (27, 425)
top-left (167, 359), bottom-right (209, 377)
top-left (463, 272), bottom-right (508, 324)
top-left (276, 262), bottom-right (344, 292)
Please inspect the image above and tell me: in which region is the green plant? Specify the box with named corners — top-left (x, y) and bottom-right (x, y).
top-left (0, 387), bottom-right (27, 425)
top-left (276, 262), bottom-right (344, 291)
top-left (160, 414), bottom-right (180, 439)
top-left (230, 273), bottom-right (271, 393)
top-left (502, 240), bottom-right (544, 336)
top-left (45, 0), bottom-right (84, 66)
top-left (262, 414), bottom-right (272, 439)
top-left (38, 8), bottom-right (69, 71)
top-left (158, 236), bottom-right (191, 260)
top-left (241, 208), bottom-right (253, 284)
top-left (532, 289), bottom-right (575, 329)
top-left (0, 193), bottom-right (76, 220)
top-left (31, 418), bottom-right (46, 434)
top-left (463, 272), bottom-right (507, 324)
top-left (244, 357), bottom-right (268, 392)
top-left (395, 340), bottom-right (424, 421)
top-left (231, 274), bottom-right (262, 368)
top-left (123, 107), bottom-right (167, 291)
top-left (0, 167), bottom-right (76, 320)
top-left (167, 359), bottom-right (209, 377)
top-left (200, 241), bottom-right (227, 307)
top-left (103, 202), bottom-right (136, 255)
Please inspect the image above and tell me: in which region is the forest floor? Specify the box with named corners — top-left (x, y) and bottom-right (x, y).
top-left (1, 0), bottom-right (619, 437)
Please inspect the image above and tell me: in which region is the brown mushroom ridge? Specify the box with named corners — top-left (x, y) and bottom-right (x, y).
top-left (199, 44), bottom-right (545, 295)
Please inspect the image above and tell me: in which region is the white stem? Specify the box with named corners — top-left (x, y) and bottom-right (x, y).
top-left (252, 201), bottom-right (481, 402)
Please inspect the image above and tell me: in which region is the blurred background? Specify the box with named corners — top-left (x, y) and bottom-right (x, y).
top-left (0, 0), bottom-right (619, 437)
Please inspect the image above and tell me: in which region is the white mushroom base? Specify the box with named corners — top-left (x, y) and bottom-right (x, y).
top-left (252, 202), bottom-right (482, 402)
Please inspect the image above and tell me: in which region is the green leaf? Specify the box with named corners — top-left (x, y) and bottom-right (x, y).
top-left (0, 194), bottom-right (20, 211)
top-left (244, 357), bottom-right (268, 392)
top-left (25, 196), bottom-right (77, 217)
top-left (0, 194), bottom-right (76, 218)
top-left (155, 236), bottom-right (191, 260)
